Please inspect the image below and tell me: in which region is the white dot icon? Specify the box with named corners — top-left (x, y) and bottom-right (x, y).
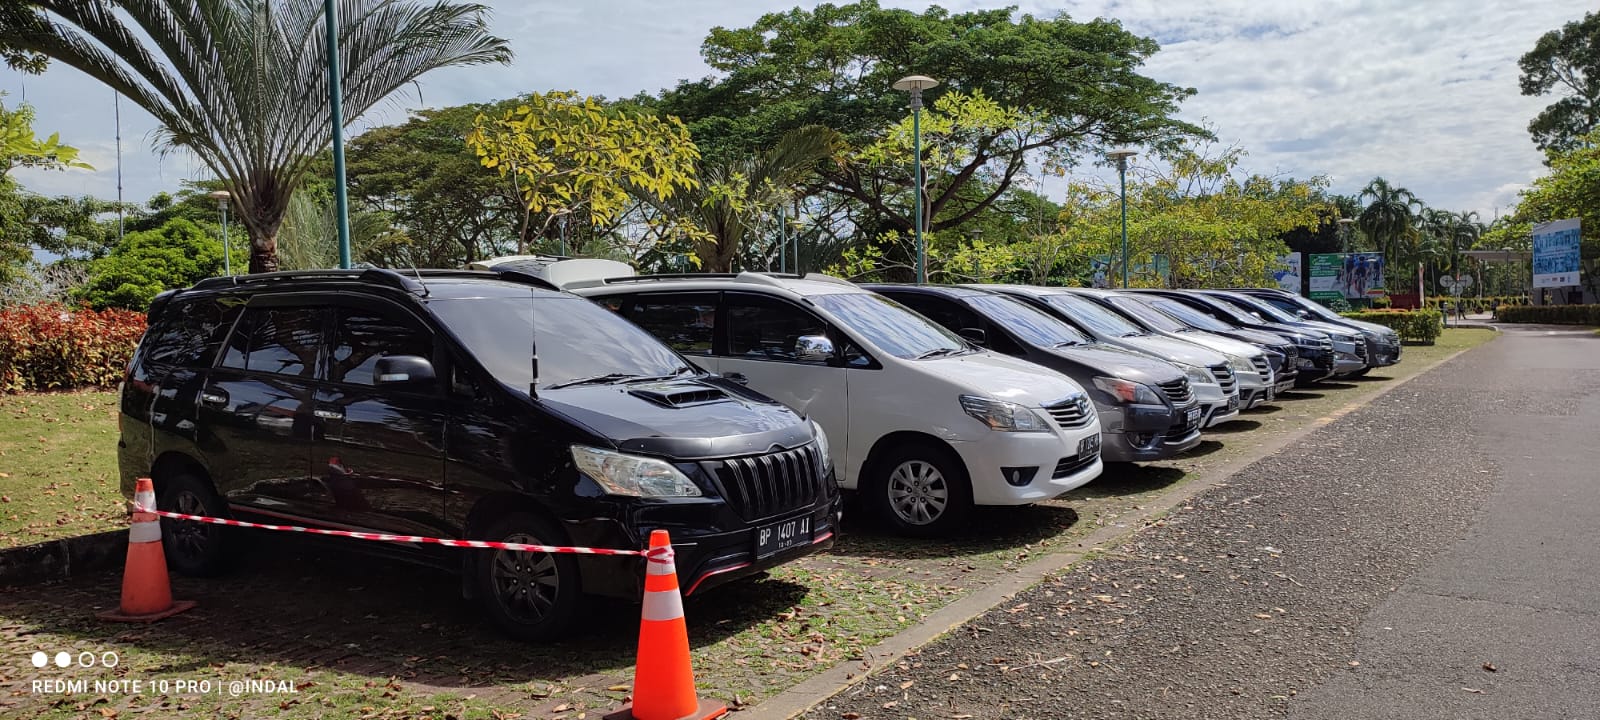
top-left (54, 652), bottom-right (71, 668)
top-left (31, 651), bottom-right (47, 668)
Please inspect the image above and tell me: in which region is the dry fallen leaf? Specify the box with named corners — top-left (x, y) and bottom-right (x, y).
top-left (1463, 687), bottom-right (1484, 694)
top-left (1481, 663), bottom-right (1497, 673)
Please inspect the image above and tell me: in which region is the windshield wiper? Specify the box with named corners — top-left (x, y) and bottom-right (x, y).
top-left (1052, 340), bottom-right (1081, 348)
top-left (545, 372), bottom-right (640, 389)
top-left (915, 347), bottom-right (964, 360)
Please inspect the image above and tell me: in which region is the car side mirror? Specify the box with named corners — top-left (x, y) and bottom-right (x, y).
top-left (1295, 309), bottom-right (1310, 319)
top-left (794, 334), bottom-right (835, 363)
top-left (373, 355), bottom-right (436, 386)
top-left (958, 327), bottom-right (988, 345)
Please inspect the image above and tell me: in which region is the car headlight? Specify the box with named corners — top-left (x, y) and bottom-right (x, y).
top-left (570, 445), bottom-right (702, 497)
top-left (959, 395), bottom-right (1053, 432)
top-left (1092, 377), bottom-right (1163, 405)
top-left (1176, 363), bottom-right (1215, 385)
top-left (1225, 354), bottom-right (1254, 374)
top-left (809, 419), bottom-right (833, 475)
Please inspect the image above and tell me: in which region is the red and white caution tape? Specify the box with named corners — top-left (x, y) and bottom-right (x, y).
top-left (131, 504), bottom-right (658, 557)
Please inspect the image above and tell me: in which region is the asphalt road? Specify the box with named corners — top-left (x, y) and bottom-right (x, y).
top-left (802, 325), bottom-right (1600, 720)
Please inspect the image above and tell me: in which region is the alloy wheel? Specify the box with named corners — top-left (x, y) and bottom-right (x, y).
top-left (490, 533), bottom-right (560, 622)
top-left (168, 490), bottom-right (210, 560)
top-left (887, 460), bottom-right (949, 526)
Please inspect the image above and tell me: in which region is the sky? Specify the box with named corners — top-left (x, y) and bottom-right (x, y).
top-left (1, 0), bottom-right (1585, 222)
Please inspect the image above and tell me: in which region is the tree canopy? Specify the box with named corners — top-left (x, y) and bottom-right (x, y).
top-left (1519, 11), bottom-right (1600, 155)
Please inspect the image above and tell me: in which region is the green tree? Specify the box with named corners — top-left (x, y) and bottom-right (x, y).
top-left (639, 126), bottom-right (844, 273)
top-left (654, 1), bottom-right (1204, 236)
top-left (4, 0), bottom-right (511, 273)
top-left (1356, 177), bottom-right (1422, 272)
top-left (343, 104), bottom-right (521, 267)
top-left (1519, 11), bottom-right (1600, 154)
top-left (1511, 130), bottom-right (1600, 298)
top-left (0, 3), bottom-right (46, 74)
top-left (77, 219), bottom-right (224, 310)
top-left (466, 91), bottom-right (702, 255)
top-left (0, 95), bottom-right (92, 282)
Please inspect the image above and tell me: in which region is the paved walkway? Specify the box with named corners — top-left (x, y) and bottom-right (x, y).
top-left (802, 325), bottom-right (1600, 719)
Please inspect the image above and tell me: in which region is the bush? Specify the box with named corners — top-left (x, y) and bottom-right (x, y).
top-left (1496, 304), bottom-right (1600, 325)
top-left (77, 218), bottom-right (225, 310)
top-left (1341, 309), bottom-right (1444, 344)
top-left (0, 303), bottom-right (146, 392)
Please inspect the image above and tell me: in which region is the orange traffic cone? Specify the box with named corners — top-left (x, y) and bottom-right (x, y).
top-left (606, 530), bottom-right (727, 720)
top-left (97, 478), bottom-right (196, 622)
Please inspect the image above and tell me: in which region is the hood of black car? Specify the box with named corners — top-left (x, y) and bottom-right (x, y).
top-left (534, 377), bottom-right (813, 460)
top-left (1043, 342), bottom-right (1186, 386)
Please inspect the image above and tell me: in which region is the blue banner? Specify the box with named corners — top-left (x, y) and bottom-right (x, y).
top-left (1532, 219), bottom-right (1581, 288)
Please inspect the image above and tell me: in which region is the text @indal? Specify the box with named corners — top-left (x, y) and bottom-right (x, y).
top-left (32, 678), bottom-right (300, 697)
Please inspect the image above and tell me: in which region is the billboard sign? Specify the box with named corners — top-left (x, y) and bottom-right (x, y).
top-left (1531, 218), bottom-right (1581, 289)
top-left (1309, 253), bottom-right (1385, 301)
top-left (1272, 253), bottom-right (1302, 294)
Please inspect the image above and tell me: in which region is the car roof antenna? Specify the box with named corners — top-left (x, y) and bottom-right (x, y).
top-left (528, 288), bottom-right (539, 398)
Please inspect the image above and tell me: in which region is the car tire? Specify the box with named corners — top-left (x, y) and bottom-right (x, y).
top-left (867, 441), bottom-right (973, 538)
top-left (473, 511), bottom-right (582, 642)
top-left (156, 472), bottom-right (232, 577)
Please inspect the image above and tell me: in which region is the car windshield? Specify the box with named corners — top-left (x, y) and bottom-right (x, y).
top-left (1147, 298), bottom-right (1235, 332)
top-left (1287, 296), bottom-right (1343, 321)
top-left (966, 294), bottom-right (1093, 347)
top-left (1040, 293), bottom-right (1145, 338)
top-left (811, 292), bottom-right (967, 359)
top-left (430, 294), bottom-right (691, 390)
top-left (1106, 296), bottom-right (1187, 333)
top-left (1220, 293), bottom-right (1298, 323)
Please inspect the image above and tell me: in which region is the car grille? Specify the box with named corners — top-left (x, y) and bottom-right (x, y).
top-left (1209, 364), bottom-right (1236, 394)
top-left (1156, 378), bottom-right (1194, 406)
top-left (1250, 356), bottom-right (1272, 378)
top-left (1052, 448), bottom-right (1100, 478)
top-left (706, 444), bottom-right (828, 521)
top-left (1044, 395), bottom-right (1094, 429)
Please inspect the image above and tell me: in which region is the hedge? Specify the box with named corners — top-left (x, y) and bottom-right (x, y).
top-left (1495, 305), bottom-right (1600, 326)
top-left (0, 303), bottom-right (147, 393)
top-left (1340, 309), bottom-right (1444, 344)
top-left (1426, 296), bottom-right (1530, 314)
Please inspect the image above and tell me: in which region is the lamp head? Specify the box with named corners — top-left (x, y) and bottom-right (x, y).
top-left (892, 75), bottom-right (939, 93)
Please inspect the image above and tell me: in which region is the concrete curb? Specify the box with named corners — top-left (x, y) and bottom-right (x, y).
top-left (750, 333), bottom-right (1499, 720)
top-left (0, 531), bottom-right (126, 587)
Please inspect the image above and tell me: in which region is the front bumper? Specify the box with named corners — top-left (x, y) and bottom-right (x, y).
top-left (1293, 349), bottom-right (1337, 385)
top-left (951, 423), bottom-right (1102, 505)
top-left (1331, 351), bottom-right (1366, 376)
top-left (1235, 371), bottom-right (1274, 409)
top-left (1194, 380), bottom-right (1241, 427)
top-left (1368, 337), bottom-right (1402, 366)
top-left (1098, 402), bottom-right (1203, 462)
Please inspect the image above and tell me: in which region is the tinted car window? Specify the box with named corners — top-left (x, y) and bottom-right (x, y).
top-left (1106, 296), bottom-right (1187, 333)
top-left (810, 292), bottom-right (965, 360)
top-left (1147, 298), bottom-right (1234, 331)
top-left (726, 294), bottom-right (829, 363)
top-left (220, 307), bottom-right (325, 378)
top-left (429, 294), bottom-right (690, 390)
top-left (965, 294), bottom-right (1092, 347)
top-left (328, 306), bottom-right (432, 386)
top-left (624, 293), bottom-right (717, 356)
top-left (139, 297), bottom-right (243, 372)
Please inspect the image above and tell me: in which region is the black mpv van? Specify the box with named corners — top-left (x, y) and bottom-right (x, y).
top-left (118, 268), bottom-right (839, 640)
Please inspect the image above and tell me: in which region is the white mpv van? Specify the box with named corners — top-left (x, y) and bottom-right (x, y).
top-left (569, 272), bottom-right (1105, 536)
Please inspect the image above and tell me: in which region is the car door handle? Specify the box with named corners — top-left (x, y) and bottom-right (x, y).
top-left (313, 408), bottom-right (344, 421)
top-left (200, 390), bottom-right (228, 406)
top-left (721, 372), bottom-right (749, 386)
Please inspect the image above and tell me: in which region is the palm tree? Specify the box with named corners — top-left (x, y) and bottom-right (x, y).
top-left (5, 1), bottom-right (510, 272)
top-left (1356, 177), bottom-right (1422, 266)
top-left (643, 126), bottom-right (845, 273)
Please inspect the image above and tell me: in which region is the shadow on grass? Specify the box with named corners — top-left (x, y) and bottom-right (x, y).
top-left (1243, 404), bottom-right (1284, 415)
top-left (1314, 381), bottom-right (1359, 390)
top-left (1279, 390), bottom-right (1326, 400)
top-left (829, 503), bottom-right (1079, 562)
top-left (0, 532), bottom-right (795, 691)
top-left (1204, 419), bottom-right (1263, 434)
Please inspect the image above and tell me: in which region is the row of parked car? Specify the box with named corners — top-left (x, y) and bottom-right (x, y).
top-left (117, 258), bottom-right (1401, 639)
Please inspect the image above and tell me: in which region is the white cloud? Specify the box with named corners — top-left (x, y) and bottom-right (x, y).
top-left (1, 0), bottom-right (1583, 218)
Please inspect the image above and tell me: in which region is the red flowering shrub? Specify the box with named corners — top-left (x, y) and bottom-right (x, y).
top-left (0, 303), bottom-right (147, 392)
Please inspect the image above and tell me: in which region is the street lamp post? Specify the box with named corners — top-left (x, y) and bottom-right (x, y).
top-left (1337, 217), bottom-right (1354, 254)
top-left (893, 75), bottom-right (939, 283)
top-left (1107, 148), bottom-right (1137, 288)
top-left (324, 0), bottom-right (352, 269)
top-left (208, 190), bottom-right (233, 276)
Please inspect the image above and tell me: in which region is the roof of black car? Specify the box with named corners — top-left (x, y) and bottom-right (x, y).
top-left (182, 268), bottom-right (568, 302)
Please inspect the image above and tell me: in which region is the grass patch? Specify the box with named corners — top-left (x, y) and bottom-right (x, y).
top-left (0, 391), bottom-right (124, 547)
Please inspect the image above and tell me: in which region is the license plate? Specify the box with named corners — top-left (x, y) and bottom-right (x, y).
top-left (755, 515), bottom-right (812, 559)
top-left (1226, 396), bottom-right (1239, 412)
top-left (1185, 406), bottom-right (1202, 424)
top-left (1078, 433), bottom-right (1101, 458)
